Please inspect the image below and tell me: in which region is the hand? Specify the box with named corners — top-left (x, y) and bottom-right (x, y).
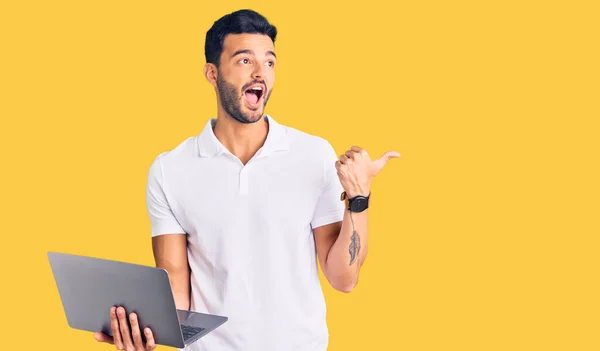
top-left (93, 306), bottom-right (156, 351)
top-left (335, 146), bottom-right (400, 198)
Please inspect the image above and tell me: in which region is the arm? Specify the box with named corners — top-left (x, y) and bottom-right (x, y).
top-left (152, 234), bottom-right (190, 310)
top-left (146, 154), bottom-right (192, 310)
top-left (314, 202), bottom-right (369, 293)
top-left (314, 145), bottom-right (399, 293)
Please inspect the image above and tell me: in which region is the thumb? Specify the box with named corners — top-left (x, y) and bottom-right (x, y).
top-left (372, 151), bottom-right (401, 173)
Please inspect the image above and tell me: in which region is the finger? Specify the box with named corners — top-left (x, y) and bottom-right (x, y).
top-left (340, 154), bottom-right (349, 164)
top-left (373, 150), bottom-right (401, 171)
top-left (111, 307), bottom-right (124, 350)
top-left (144, 328), bottom-right (156, 351)
top-left (93, 332), bottom-right (114, 344)
top-left (351, 146), bottom-right (368, 156)
top-left (117, 307), bottom-right (134, 350)
top-left (335, 161), bottom-right (342, 171)
top-left (344, 150), bottom-right (357, 159)
top-left (129, 312), bottom-right (144, 349)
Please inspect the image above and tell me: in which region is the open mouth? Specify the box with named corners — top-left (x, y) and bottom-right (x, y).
top-left (244, 85), bottom-right (264, 106)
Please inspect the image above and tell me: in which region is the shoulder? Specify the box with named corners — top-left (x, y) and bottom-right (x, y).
top-left (278, 121), bottom-right (336, 158)
top-left (148, 136), bottom-right (198, 175)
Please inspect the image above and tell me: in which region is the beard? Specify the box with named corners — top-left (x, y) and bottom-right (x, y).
top-left (217, 73), bottom-right (272, 124)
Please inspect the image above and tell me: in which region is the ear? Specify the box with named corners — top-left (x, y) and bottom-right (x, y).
top-left (204, 63), bottom-right (218, 88)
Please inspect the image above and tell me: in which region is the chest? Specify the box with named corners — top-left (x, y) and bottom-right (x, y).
top-left (166, 154), bottom-right (324, 237)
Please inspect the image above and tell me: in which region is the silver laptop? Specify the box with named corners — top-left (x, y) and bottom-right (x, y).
top-left (47, 251), bottom-right (228, 348)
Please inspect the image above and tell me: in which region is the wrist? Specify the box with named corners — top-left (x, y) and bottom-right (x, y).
top-left (343, 191), bottom-right (370, 213)
top-left (346, 187), bottom-right (370, 199)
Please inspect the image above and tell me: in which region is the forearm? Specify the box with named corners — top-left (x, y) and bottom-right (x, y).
top-left (324, 208), bottom-right (369, 292)
top-left (152, 235), bottom-right (191, 310)
top-left (154, 261), bottom-right (190, 310)
top-left (168, 269), bottom-right (191, 310)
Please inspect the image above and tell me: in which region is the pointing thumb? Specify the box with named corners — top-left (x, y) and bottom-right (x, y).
top-left (372, 151), bottom-right (401, 173)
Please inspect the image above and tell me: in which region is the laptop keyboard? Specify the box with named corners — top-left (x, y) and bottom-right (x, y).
top-left (181, 324), bottom-right (206, 341)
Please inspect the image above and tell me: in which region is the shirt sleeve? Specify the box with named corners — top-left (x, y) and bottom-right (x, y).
top-left (146, 154), bottom-right (186, 236)
top-left (310, 141), bottom-right (346, 229)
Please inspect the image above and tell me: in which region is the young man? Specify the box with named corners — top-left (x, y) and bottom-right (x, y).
top-left (93, 9), bottom-right (399, 351)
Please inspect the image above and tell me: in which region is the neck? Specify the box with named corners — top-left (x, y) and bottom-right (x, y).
top-left (213, 107), bottom-right (269, 165)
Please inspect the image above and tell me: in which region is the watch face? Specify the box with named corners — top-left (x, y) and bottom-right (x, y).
top-left (351, 197), bottom-right (367, 211)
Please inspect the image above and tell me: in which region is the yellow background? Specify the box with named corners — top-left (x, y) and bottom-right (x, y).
top-left (1, 0), bottom-right (599, 350)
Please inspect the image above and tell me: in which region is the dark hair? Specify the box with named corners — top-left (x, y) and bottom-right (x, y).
top-left (205, 9), bottom-right (277, 67)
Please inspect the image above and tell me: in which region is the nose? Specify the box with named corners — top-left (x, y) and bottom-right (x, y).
top-left (251, 63), bottom-right (267, 80)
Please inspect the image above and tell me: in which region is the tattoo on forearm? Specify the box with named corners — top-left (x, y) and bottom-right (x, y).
top-left (349, 212), bottom-right (361, 265)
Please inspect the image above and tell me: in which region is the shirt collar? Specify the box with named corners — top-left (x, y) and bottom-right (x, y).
top-left (197, 114), bottom-right (289, 159)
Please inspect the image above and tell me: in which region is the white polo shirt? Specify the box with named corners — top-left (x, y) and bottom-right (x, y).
top-left (146, 115), bottom-right (345, 351)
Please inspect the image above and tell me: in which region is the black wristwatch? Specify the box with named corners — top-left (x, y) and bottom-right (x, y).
top-left (341, 191), bottom-right (370, 213)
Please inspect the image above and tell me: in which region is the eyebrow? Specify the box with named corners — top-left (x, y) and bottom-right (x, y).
top-left (232, 49), bottom-right (277, 59)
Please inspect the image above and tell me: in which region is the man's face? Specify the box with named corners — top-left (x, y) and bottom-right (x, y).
top-left (216, 33), bottom-right (276, 124)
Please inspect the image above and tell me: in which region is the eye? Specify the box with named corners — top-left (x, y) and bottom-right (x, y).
top-left (239, 58), bottom-right (250, 64)
top-left (266, 61), bottom-right (275, 67)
